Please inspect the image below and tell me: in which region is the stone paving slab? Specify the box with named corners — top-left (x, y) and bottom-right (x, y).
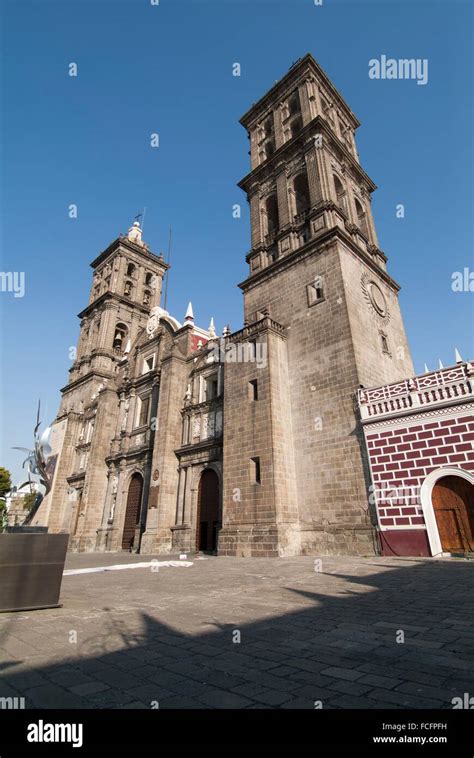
top-left (0, 554), bottom-right (473, 709)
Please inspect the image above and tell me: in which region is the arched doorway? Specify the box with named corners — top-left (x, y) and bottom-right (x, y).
top-left (122, 473), bottom-right (143, 551)
top-left (196, 469), bottom-right (220, 553)
top-left (431, 475), bottom-right (474, 554)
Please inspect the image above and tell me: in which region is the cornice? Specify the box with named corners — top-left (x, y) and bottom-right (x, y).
top-left (61, 369), bottom-right (116, 395)
top-left (239, 226), bottom-right (399, 294)
top-left (175, 436), bottom-right (223, 458)
top-left (78, 291), bottom-right (152, 319)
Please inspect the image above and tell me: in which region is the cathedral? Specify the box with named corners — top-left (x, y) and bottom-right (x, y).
top-left (37, 53), bottom-right (435, 557)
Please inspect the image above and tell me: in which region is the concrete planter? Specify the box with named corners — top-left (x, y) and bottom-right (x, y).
top-left (0, 532), bottom-right (69, 612)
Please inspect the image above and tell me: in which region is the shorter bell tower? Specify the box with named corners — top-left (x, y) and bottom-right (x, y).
top-left (40, 220), bottom-right (168, 551)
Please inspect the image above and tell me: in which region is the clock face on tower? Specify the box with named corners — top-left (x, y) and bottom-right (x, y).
top-left (368, 281), bottom-right (387, 317)
top-left (361, 274), bottom-right (389, 321)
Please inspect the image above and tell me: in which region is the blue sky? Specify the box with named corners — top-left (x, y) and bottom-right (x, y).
top-left (1, 0), bottom-right (473, 483)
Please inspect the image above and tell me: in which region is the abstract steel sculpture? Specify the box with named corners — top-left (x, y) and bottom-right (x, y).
top-left (13, 401), bottom-right (52, 526)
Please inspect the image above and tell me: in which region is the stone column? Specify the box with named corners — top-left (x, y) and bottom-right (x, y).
top-left (305, 146), bottom-right (323, 207)
top-left (298, 80), bottom-right (313, 127)
top-left (176, 466), bottom-right (187, 524)
top-left (273, 104), bottom-right (284, 149)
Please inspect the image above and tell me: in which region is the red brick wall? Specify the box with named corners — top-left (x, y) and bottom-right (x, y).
top-left (366, 413), bottom-right (474, 531)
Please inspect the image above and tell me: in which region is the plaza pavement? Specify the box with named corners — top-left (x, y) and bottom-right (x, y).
top-left (0, 553), bottom-right (473, 709)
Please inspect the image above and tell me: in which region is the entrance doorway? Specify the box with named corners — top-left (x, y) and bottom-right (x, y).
top-left (122, 473), bottom-right (143, 551)
top-left (432, 475), bottom-right (474, 554)
top-left (196, 469), bottom-right (220, 552)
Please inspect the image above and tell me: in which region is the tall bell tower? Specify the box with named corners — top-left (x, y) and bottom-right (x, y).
top-left (221, 54), bottom-right (414, 557)
top-left (40, 221), bottom-right (168, 551)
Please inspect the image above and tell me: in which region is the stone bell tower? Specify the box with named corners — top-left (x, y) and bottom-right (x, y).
top-left (39, 221), bottom-right (168, 551)
top-left (221, 54), bottom-right (414, 557)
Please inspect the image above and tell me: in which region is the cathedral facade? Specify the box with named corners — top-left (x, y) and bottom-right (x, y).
top-left (38, 54), bottom-right (418, 556)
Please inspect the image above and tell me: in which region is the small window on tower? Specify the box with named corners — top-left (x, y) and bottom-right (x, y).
top-left (250, 457), bottom-right (261, 484)
top-left (354, 198), bottom-right (369, 238)
top-left (113, 323), bottom-right (128, 352)
top-left (334, 175), bottom-right (347, 215)
top-left (288, 92), bottom-right (301, 117)
top-left (264, 140), bottom-right (275, 159)
top-left (127, 262), bottom-right (136, 277)
top-left (145, 272), bottom-right (154, 286)
top-left (143, 290), bottom-right (151, 306)
top-left (293, 172), bottom-right (310, 216)
top-left (249, 379), bottom-right (259, 401)
top-left (307, 277), bottom-right (325, 307)
top-left (263, 118), bottom-right (273, 137)
top-left (380, 332), bottom-right (390, 355)
top-left (124, 280), bottom-right (133, 298)
top-left (290, 116), bottom-right (303, 138)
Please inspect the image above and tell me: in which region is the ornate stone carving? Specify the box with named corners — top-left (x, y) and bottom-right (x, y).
top-left (192, 415), bottom-right (201, 439)
top-left (361, 273), bottom-right (390, 322)
top-left (146, 306), bottom-right (168, 339)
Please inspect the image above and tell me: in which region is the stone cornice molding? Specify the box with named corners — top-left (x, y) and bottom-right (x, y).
top-left (240, 227), bottom-right (398, 294)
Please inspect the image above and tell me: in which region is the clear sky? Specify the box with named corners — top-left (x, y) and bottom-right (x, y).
top-left (1, 0), bottom-right (473, 484)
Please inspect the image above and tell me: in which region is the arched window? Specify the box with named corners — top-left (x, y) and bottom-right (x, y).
top-left (355, 198), bottom-right (369, 238)
top-left (113, 323), bottom-right (128, 352)
top-left (124, 280), bottom-right (133, 298)
top-left (288, 92), bottom-right (300, 117)
top-left (126, 262), bottom-right (136, 278)
top-left (265, 194), bottom-right (279, 236)
top-left (263, 118), bottom-right (273, 137)
top-left (334, 175), bottom-right (347, 215)
top-left (290, 116), bottom-right (303, 139)
top-left (145, 272), bottom-right (153, 286)
top-left (143, 290), bottom-right (151, 306)
top-left (293, 172), bottom-right (310, 216)
top-left (264, 140), bottom-right (275, 159)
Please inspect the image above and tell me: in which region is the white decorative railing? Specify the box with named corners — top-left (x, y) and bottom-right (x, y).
top-left (357, 362), bottom-right (474, 420)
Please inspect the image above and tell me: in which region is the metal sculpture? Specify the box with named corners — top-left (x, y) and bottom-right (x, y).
top-left (12, 401), bottom-right (52, 526)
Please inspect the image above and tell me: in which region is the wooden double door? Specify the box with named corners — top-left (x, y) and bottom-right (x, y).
top-left (432, 475), bottom-right (474, 554)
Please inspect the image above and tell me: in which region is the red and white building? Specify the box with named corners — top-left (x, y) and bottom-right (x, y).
top-left (358, 360), bottom-right (474, 557)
